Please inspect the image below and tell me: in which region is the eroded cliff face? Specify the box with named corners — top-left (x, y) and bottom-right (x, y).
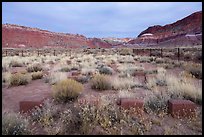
top-left (2, 24), bottom-right (111, 48)
top-left (128, 11), bottom-right (202, 47)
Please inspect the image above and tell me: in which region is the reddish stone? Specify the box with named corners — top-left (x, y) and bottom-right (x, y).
top-left (72, 71), bottom-right (81, 76)
top-left (66, 60), bottom-right (72, 65)
top-left (168, 99), bottom-right (196, 118)
top-left (19, 100), bottom-right (44, 113)
top-left (11, 71), bottom-right (18, 74)
top-left (117, 98), bottom-right (144, 114)
top-left (133, 71), bottom-right (145, 77)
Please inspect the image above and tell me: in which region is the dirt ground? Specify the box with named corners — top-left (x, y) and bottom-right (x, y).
top-left (2, 60), bottom-right (202, 135)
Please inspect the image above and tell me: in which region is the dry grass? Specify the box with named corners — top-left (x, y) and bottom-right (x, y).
top-left (44, 71), bottom-right (67, 85)
top-left (31, 71), bottom-right (43, 80)
top-left (52, 79), bottom-right (84, 102)
top-left (166, 74), bottom-right (202, 104)
top-left (2, 111), bottom-right (31, 135)
top-left (9, 73), bottom-right (32, 86)
top-left (111, 76), bottom-right (141, 90)
top-left (26, 63), bottom-right (43, 72)
top-left (90, 74), bottom-right (111, 91)
top-left (183, 63), bottom-right (202, 79)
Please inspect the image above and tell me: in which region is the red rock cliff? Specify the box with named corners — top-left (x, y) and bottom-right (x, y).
top-left (128, 11), bottom-right (202, 47)
top-left (2, 24), bottom-right (111, 48)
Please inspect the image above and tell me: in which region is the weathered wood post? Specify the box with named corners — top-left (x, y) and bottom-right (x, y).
top-left (6, 50), bottom-right (7, 56)
top-left (177, 48), bottom-right (180, 61)
top-left (149, 48), bottom-right (152, 56)
top-left (38, 49), bottom-right (39, 56)
top-left (22, 50), bottom-right (24, 57)
top-left (160, 48), bottom-right (163, 57)
top-left (54, 50), bottom-right (56, 56)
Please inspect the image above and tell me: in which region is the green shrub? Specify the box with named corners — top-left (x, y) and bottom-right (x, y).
top-left (91, 74), bottom-right (111, 91)
top-left (31, 71), bottom-right (43, 80)
top-left (9, 73), bottom-right (31, 86)
top-left (2, 112), bottom-right (31, 135)
top-left (26, 63), bottom-right (43, 72)
top-left (98, 66), bottom-right (113, 75)
top-left (75, 75), bottom-right (89, 84)
top-left (52, 79), bottom-right (84, 102)
top-left (144, 94), bottom-right (169, 113)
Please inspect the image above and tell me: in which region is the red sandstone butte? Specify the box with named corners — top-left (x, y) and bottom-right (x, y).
top-left (128, 11), bottom-right (202, 47)
top-left (2, 24), bottom-right (112, 49)
top-left (19, 100), bottom-right (44, 113)
top-left (168, 99), bottom-right (196, 118)
top-left (117, 98), bottom-right (144, 113)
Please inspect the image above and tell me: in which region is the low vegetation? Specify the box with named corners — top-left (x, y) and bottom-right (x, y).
top-left (9, 72), bottom-right (31, 86)
top-left (52, 79), bottom-right (84, 102)
top-left (2, 111), bottom-right (31, 135)
top-left (91, 74), bottom-right (111, 91)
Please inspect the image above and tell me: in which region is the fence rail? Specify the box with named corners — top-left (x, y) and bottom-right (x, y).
top-left (2, 47), bottom-right (202, 63)
top-left (132, 47), bottom-right (202, 62)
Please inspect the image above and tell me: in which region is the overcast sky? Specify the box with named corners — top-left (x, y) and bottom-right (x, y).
top-left (2, 2), bottom-right (202, 38)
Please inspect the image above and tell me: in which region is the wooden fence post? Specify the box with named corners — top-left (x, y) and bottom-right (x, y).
top-left (149, 48), bottom-right (152, 56)
top-left (177, 48), bottom-right (180, 61)
top-left (160, 48), bottom-right (163, 57)
top-left (6, 50), bottom-right (7, 56)
top-left (54, 50), bottom-right (56, 56)
top-left (22, 50), bottom-right (23, 56)
top-left (38, 49), bottom-right (39, 56)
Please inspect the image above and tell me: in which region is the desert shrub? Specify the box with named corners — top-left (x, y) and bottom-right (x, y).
top-left (166, 75), bottom-right (202, 104)
top-left (78, 101), bottom-right (146, 135)
top-left (60, 66), bottom-right (71, 72)
top-left (98, 66), bottom-right (113, 75)
top-left (9, 60), bottom-right (23, 67)
top-left (52, 79), bottom-right (84, 102)
top-left (90, 74), bottom-right (111, 91)
top-left (144, 69), bottom-right (158, 74)
top-left (120, 48), bottom-right (132, 55)
top-left (194, 52), bottom-right (202, 61)
top-left (26, 63), bottom-right (43, 72)
top-left (81, 68), bottom-right (97, 76)
top-left (151, 50), bottom-right (161, 56)
top-left (9, 73), bottom-right (31, 86)
top-left (184, 63), bottom-right (202, 79)
top-left (2, 112), bottom-right (31, 135)
top-left (2, 60), bottom-right (10, 72)
top-left (139, 56), bottom-right (155, 63)
top-left (31, 71), bottom-right (43, 80)
top-left (58, 106), bottom-right (82, 134)
top-left (183, 52), bottom-right (192, 60)
top-left (144, 94), bottom-right (169, 113)
top-left (156, 67), bottom-right (167, 86)
top-left (111, 77), bottom-right (141, 90)
top-left (155, 58), bottom-right (166, 64)
top-left (75, 75), bottom-right (89, 84)
top-left (118, 64), bottom-right (144, 77)
top-left (44, 72), bottom-right (67, 85)
top-left (2, 72), bottom-right (11, 83)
